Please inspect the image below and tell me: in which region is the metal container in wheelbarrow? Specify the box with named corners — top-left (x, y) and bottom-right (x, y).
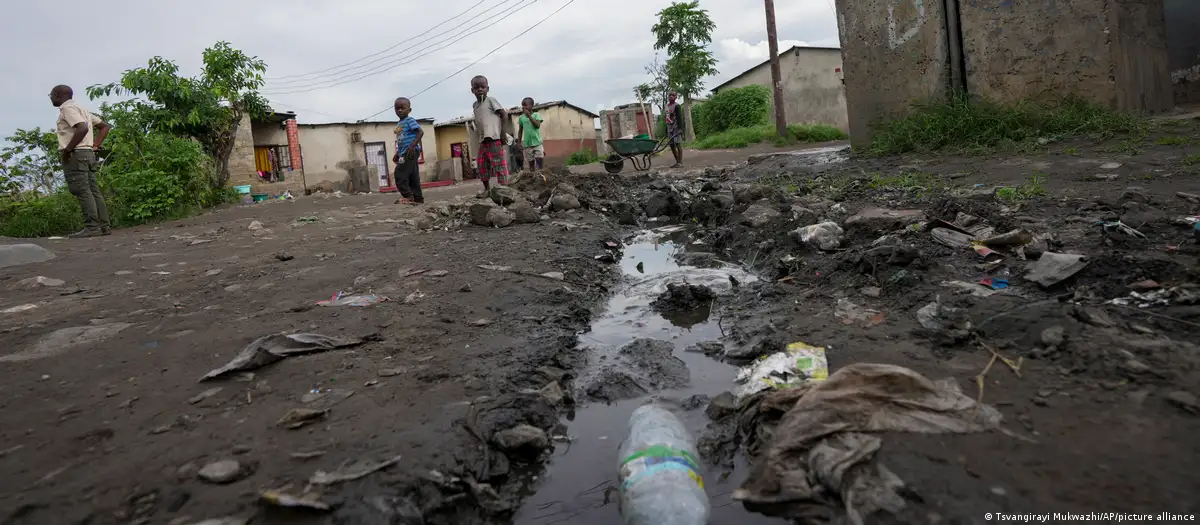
top-left (602, 136), bottom-right (670, 174)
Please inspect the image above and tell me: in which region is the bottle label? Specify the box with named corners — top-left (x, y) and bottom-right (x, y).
top-left (619, 444), bottom-right (704, 491)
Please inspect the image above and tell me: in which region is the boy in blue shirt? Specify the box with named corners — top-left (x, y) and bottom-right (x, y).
top-left (392, 97), bottom-right (424, 204)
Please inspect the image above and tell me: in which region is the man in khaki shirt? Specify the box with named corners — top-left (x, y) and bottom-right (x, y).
top-left (51, 84), bottom-right (112, 237)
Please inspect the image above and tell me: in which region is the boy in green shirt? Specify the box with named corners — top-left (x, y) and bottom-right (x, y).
top-left (517, 97), bottom-right (544, 170)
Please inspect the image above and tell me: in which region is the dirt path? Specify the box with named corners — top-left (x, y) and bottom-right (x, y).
top-left (2, 119), bottom-right (1200, 524)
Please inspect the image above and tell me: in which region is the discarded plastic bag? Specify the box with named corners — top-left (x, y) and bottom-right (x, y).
top-left (309, 454), bottom-right (403, 486)
top-left (317, 291), bottom-right (388, 307)
top-left (1025, 252), bottom-right (1088, 288)
top-left (200, 333), bottom-right (364, 381)
top-left (733, 363), bottom-right (1002, 525)
top-left (734, 341), bottom-right (828, 400)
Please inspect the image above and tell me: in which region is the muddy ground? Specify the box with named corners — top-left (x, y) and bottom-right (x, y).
top-left (2, 117), bottom-right (1200, 525)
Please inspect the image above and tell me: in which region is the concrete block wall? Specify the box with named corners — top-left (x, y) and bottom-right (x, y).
top-left (959, 0), bottom-right (1171, 113)
top-left (227, 114), bottom-right (307, 196)
top-left (834, 0), bottom-right (951, 147)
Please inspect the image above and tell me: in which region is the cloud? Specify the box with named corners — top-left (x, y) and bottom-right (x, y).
top-left (1, 0), bottom-right (840, 135)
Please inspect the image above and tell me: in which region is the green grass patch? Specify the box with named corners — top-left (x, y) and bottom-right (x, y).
top-left (995, 173), bottom-right (1048, 203)
top-left (694, 123), bottom-right (847, 150)
top-left (1062, 146), bottom-right (1080, 155)
top-left (566, 149), bottom-right (602, 166)
top-left (867, 171), bottom-right (945, 194)
top-left (1183, 154), bottom-right (1200, 166)
top-left (868, 95), bottom-right (1146, 156)
top-left (0, 192), bottom-right (84, 238)
top-left (1156, 135), bottom-right (1191, 146)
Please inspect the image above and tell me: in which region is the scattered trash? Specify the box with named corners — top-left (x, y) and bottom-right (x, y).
top-left (378, 368), bottom-right (407, 377)
top-left (1100, 220), bottom-right (1147, 239)
top-left (636, 261), bottom-right (645, 274)
top-left (199, 333), bottom-right (364, 381)
top-left (1025, 252), bottom-right (1089, 288)
top-left (734, 341), bottom-right (828, 400)
top-left (317, 291), bottom-right (388, 307)
top-left (833, 298), bottom-right (884, 327)
top-left (401, 268), bottom-right (431, 278)
top-left (477, 264), bottom-right (513, 272)
top-left (296, 216), bottom-right (320, 223)
top-left (308, 455), bottom-right (404, 486)
top-left (470, 319), bottom-right (495, 327)
top-left (595, 253), bottom-right (617, 263)
top-left (260, 490), bottom-right (331, 512)
top-left (979, 278), bottom-right (1008, 290)
top-left (205, 269), bottom-right (223, 277)
top-left (248, 221), bottom-right (264, 230)
top-left (538, 271), bottom-right (565, 281)
top-left (1, 304), bottom-right (38, 314)
top-left (428, 270), bottom-right (449, 277)
top-left (619, 404), bottom-right (709, 525)
top-left (277, 408), bottom-right (329, 429)
top-left (940, 281), bottom-right (997, 298)
top-left (733, 364), bottom-right (1001, 523)
top-left (403, 291), bottom-right (426, 304)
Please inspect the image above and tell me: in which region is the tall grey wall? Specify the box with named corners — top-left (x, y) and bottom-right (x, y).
top-left (834, 0), bottom-right (951, 147)
top-left (1164, 0), bottom-right (1200, 104)
top-left (959, 0), bottom-right (1171, 113)
top-left (714, 48), bottom-right (850, 132)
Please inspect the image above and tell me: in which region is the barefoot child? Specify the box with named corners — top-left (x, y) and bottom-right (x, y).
top-left (392, 97), bottom-right (424, 204)
top-left (517, 97), bottom-right (544, 171)
top-left (470, 75), bottom-right (510, 195)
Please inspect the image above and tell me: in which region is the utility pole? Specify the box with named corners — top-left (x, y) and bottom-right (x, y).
top-left (763, 0), bottom-right (788, 139)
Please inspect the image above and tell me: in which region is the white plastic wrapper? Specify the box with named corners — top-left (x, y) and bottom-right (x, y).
top-left (735, 342), bottom-right (828, 400)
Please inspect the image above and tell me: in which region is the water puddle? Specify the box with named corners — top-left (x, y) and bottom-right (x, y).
top-left (513, 227), bottom-right (786, 525)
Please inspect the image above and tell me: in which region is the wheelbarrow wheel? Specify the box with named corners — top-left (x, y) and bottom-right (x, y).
top-left (603, 154), bottom-right (625, 174)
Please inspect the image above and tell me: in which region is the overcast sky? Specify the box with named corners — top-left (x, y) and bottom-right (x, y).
top-left (1, 0), bottom-right (839, 133)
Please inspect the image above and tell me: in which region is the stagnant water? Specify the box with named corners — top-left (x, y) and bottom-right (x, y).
top-left (512, 227), bottom-right (786, 525)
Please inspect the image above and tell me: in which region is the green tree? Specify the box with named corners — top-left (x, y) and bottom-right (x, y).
top-left (87, 41), bottom-right (268, 186)
top-left (651, 0), bottom-right (718, 141)
top-left (0, 128), bottom-right (61, 197)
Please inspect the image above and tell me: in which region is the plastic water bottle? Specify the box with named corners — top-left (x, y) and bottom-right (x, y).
top-left (617, 404), bottom-right (710, 525)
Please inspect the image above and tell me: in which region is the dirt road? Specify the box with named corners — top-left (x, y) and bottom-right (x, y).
top-left (2, 120), bottom-right (1200, 525)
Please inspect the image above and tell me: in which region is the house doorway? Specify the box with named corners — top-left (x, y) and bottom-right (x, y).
top-left (454, 142), bottom-right (476, 180)
top-left (363, 142), bottom-right (395, 193)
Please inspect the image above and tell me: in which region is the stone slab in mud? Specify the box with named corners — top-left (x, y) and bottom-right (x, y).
top-left (0, 243), bottom-right (55, 269)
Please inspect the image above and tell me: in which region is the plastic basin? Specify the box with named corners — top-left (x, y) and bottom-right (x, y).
top-left (251, 193), bottom-right (269, 203)
top-left (233, 185), bottom-right (252, 195)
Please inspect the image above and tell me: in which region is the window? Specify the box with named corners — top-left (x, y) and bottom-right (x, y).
top-left (275, 145), bottom-right (291, 170)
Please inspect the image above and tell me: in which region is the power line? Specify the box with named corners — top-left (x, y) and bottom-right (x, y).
top-left (261, 0), bottom-right (540, 95)
top-left (266, 0), bottom-right (490, 81)
top-left (358, 0), bottom-right (578, 122)
top-left (266, 0), bottom-right (525, 88)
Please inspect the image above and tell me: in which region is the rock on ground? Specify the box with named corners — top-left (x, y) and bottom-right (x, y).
top-left (509, 201), bottom-right (541, 224)
top-left (487, 207), bottom-right (516, 228)
top-left (469, 202), bottom-right (497, 226)
top-left (650, 283), bottom-right (717, 312)
top-left (790, 222), bottom-right (844, 251)
top-left (550, 193), bottom-right (581, 211)
top-left (845, 207), bottom-right (926, 232)
top-left (0, 244), bottom-right (56, 269)
top-left (489, 186), bottom-right (523, 206)
top-left (740, 203), bottom-right (782, 228)
top-left (491, 424), bottom-right (550, 455)
top-left (197, 460), bottom-right (245, 484)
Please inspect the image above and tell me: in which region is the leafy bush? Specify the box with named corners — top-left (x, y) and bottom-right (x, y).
top-left (690, 101), bottom-right (713, 140)
top-left (868, 95), bottom-right (1146, 155)
top-left (100, 113), bottom-right (216, 226)
top-left (698, 85), bottom-right (771, 136)
top-left (566, 149), bottom-right (602, 166)
top-left (0, 191), bottom-right (83, 237)
top-left (693, 123), bottom-right (848, 150)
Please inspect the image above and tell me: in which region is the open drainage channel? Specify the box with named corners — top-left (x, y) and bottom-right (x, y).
top-left (513, 226), bottom-right (786, 524)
